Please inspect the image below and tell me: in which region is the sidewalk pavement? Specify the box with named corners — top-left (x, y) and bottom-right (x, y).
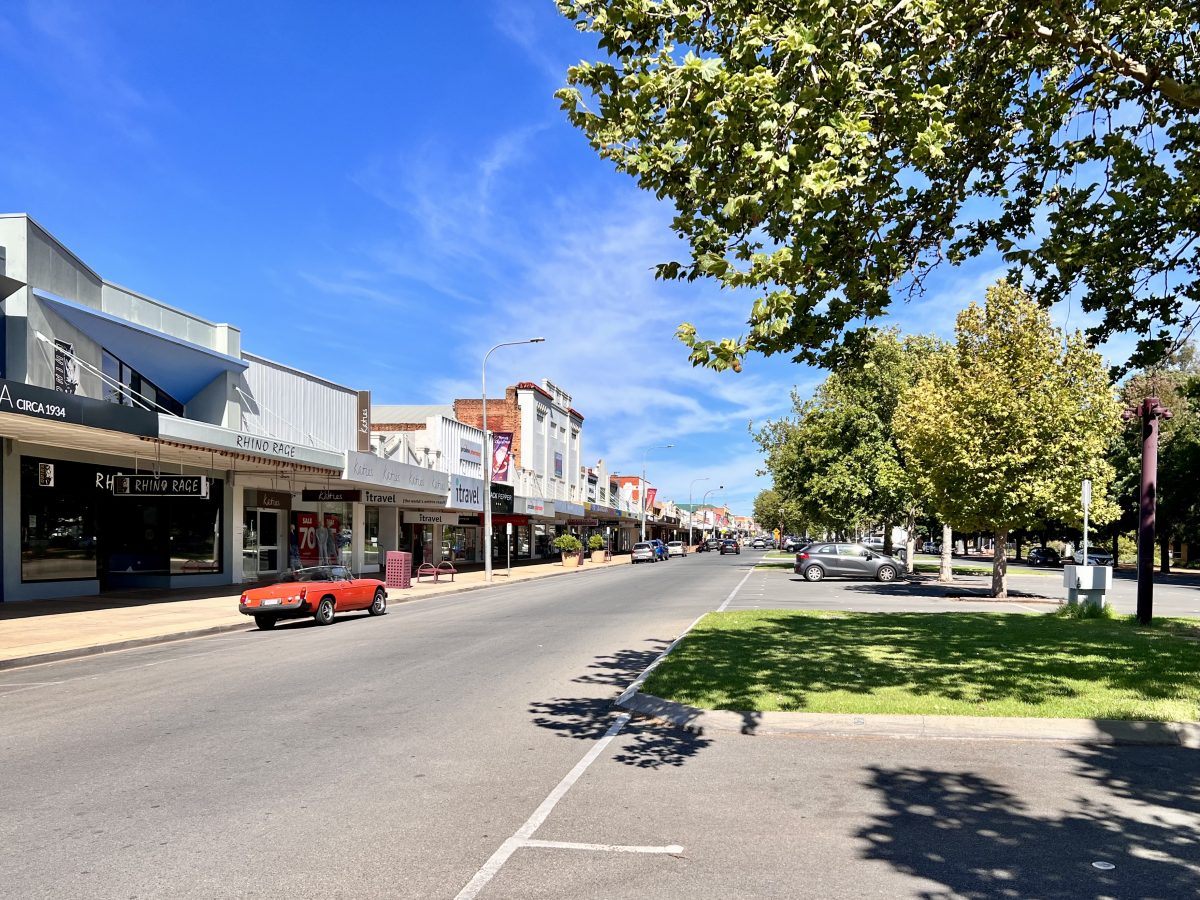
top-left (0, 554), bottom-right (630, 670)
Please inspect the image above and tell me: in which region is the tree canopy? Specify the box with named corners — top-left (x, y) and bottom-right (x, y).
top-left (895, 281), bottom-right (1121, 595)
top-left (556, 1), bottom-right (1200, 372)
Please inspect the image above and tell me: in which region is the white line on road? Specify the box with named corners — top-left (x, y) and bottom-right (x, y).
top-left (454, 713), bottom-right (633, 900)
top-left (524, 839), bottom-right (684, 854)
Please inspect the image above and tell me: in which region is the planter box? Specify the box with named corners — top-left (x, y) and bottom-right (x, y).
top-left (590, 550), bottom-right (606, 563)
top-left (561, 553), bottom-right (580, 568)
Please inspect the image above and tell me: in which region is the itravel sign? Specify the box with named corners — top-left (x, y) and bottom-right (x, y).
top-left (113, 474), bottom-right (209, 498)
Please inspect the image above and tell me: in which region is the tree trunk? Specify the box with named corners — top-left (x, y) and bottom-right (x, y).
top-left (904, 510), bottom-right (916, 574)
top-left (939, 524), bottom-right (953, 583)
top-left (1113, 531), bottom-right (1119, 569)
top-left (992, 529), bottom-right (1009, 598)
top-left (1013, 531), bottom-right (1023, 562)
top-left (882, 520), bottom-right (893, 555)
top-left (1160, 535), bottom-right (1171, 574)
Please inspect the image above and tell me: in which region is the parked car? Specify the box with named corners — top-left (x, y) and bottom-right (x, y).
top-left (667, 540), bottom-right (687, 557)
top-left (239, 565), bottom-right (387, 630)
top-left (1073, 547), bottom-right (1114, 566)
top-left (794, 543), bottom-right (901, 583)
top-left (922, 542), bottom-right (942, 554)
top-left (650, 539), bottom-right (670, 561)
top-left (1026, 546), bottom-right (1062, 567)
top-left (719, 539), bottom-right (741, 555)
top-left (751, 537), bottom-right (766, 549)
top-left (631, 541), bottom-right (657, 564)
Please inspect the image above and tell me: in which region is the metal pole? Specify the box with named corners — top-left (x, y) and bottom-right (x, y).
top-left (688, 476), bottom-right (710, 547)
top-left (638, 444), bottom-right (673, 542)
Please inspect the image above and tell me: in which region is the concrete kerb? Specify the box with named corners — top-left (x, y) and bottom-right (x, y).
top-left (0, 557), bottom-right (630, 672)
top-left (616, 691), bottom-right (1200, 746)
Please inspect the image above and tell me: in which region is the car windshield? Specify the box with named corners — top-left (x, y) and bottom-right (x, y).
top-left (634, 543), bottom-right (652, 550)
top-left (283, 567), bottom-right (343, 583)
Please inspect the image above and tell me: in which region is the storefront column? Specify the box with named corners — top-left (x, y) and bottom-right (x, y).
top-left (379, 506), bottom-right (399, 557)
top-left (351, 501), bottom-right (366, 574)
top-left (230, 479), bottom-right (245, 584)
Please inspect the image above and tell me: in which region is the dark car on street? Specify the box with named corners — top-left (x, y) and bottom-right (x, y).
top-left (1026, 546), bottom-right (1062, 567)
top-left (794, 542), bottom-right (901, 582)
top-left (719, 539), bottom-right (741, 555)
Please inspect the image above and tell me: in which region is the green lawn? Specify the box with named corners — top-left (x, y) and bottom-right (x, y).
top-left (642, 610), bottom-right (1200, 721)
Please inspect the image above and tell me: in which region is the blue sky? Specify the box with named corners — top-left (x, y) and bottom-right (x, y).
top-left (0, 1), bottom-right (1134, 516)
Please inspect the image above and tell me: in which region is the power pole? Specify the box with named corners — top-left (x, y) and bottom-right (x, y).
top-left (1122, 396), bottom-right (1172, 625)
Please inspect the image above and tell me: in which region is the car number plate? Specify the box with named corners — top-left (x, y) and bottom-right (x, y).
top-left (262, 598), bottom-right (282, 606)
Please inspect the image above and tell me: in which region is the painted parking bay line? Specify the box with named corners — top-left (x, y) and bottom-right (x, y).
top-left (524, 840), bottom-right (684, 855)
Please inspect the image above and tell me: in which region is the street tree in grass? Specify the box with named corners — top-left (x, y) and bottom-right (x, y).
top-left (555, 1), bottom-right (1200, 374)
top-left (753, 330), bottom-right (944, 568)
top-left (751, 488), bottom-right (807, 542)
top-left (895, 282), bottom-right (1121, 597)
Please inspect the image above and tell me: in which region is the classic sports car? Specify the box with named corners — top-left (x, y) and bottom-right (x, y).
top-left (239, 565), bottom-right (387, 630)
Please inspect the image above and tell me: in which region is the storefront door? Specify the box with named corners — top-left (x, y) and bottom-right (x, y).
top-left (244, 509), bottom-right (281, 577)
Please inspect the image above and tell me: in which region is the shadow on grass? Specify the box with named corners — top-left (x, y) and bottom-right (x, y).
top-left (857, 748), bottom-right (1200, 898)
top-left (642, 612), bottom-right (1200, 717)
top-left (528, 638), bottom-right (713, 768)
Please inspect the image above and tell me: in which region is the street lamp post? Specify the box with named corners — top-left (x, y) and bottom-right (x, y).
top-left (688, 476), bottom-right (710, 546)
top-left (639, 444), bottom-right (674, 541)
top-left (482, 338), bottom-right (545, 584)
top-left (700, 485), bottom-right (723, 541)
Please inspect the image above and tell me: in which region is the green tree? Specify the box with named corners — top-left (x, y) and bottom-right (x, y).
top-left (556, 2), bottom-right (1199, 373)
top-left (754, 330), bottom-right (943, 564)
top-left (896, 282), bottom-right (1121, 596)
top-left (751, 487), bottom-right (807, 538)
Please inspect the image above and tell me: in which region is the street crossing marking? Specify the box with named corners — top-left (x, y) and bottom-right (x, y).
top-left (524, 840), bottom-right (684, 854)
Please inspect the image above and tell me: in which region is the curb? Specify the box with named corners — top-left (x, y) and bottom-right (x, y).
top-left (0, 558), bottom-right (630, 672)
top-left (616, 691), bottom-right (1200, 746)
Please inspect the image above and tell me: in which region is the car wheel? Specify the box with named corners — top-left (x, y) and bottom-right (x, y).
top-left (253, 614), bottom-right (277, 630)
top-left (876, 565), bottom-right (897, 583)
top-left (368, 588), bottom-right (387, 616)
top-left (804, 565), bottom-right (825, 582)
top-left (313, 596), bottom-right (336, 626)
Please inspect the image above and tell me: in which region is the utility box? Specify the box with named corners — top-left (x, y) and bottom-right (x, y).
top-left (1063, 564), bottom-right (1112, 609)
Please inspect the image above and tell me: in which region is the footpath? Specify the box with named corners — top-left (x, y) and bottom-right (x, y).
top-left (0, 555), bottom-right (630, 670)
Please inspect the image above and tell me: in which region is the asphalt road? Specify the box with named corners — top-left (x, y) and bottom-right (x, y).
top-left (2, 553), bottom-right (1197, 898)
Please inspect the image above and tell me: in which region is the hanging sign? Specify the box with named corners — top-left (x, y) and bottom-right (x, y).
top-left (113, 474), bottom-right (209, 498)
top-left (491, 432), bottom-right (513, 482)
top-left (301, 489), bottom-right (362, 502)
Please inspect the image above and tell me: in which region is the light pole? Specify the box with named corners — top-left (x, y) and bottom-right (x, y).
top-left (640, 444), bottom-right (673, 541)
top-left (482, 338), bottom-right (545, 583)
top-left (688, 476), bottom-right (710, 546)
top-left (700, 485), bottom-right (723, 541)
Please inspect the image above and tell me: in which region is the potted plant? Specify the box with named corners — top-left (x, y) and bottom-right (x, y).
top-left (588, 534), bottom-right (607, 563)
top-left (552, 533), bottom-right (583, 567)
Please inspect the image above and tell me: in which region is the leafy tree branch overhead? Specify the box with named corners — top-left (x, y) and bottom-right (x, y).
top-left (556, 1), bottom-right (1200, 372)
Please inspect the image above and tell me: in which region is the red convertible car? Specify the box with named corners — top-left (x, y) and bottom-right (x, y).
top-left (239, 565), bottom-right (387, 630)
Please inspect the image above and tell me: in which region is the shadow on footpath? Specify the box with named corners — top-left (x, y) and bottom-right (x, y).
top-left (856, 742), bottom-right (1200, 898)
top-left (528, 639), bottom-right (713, 768)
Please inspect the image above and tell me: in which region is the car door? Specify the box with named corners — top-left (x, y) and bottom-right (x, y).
top-left (812, 543), bottom-right (840, 574)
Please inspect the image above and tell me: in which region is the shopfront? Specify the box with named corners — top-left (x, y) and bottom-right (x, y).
top-left (20, 455), bottom-right (224, 589)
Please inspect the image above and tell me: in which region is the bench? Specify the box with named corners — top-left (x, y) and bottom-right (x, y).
top-left (416, 561), bottom-right (457, 583)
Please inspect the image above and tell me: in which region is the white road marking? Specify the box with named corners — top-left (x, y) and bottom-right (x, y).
top-left (454, 713), bottom-right (633, 900)
top-left (456, 565), bottom-right (755, 897)
top-left (524, 840), bottom-right (684, 854)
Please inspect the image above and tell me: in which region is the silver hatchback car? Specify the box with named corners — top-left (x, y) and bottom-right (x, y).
top-left (795, 542), bottom-right (902, 582)
top-left (631, 541), bottom-right (658, 564)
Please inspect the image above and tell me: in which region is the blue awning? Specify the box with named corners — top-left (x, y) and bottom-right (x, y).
top-left (34, 289), bottom-right (248, 403)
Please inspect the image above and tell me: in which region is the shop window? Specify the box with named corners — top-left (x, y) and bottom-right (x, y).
top-left (364, 506), bottom-right (380, 567)
top-left (20, 460), bottom-right (98, 581)
top-left (100, 348), bottom-right (184, 416)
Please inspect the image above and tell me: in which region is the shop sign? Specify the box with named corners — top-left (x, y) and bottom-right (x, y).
top-left (460, 438), bottom-right (482, 465)
top-left (403, 510), bottom-right (456, 526)
top-left (301, 489), bottom-right (362, 502)
top-left (490, 483), bottom-right (514, 515)
top-left (554, 451), bottom-right (563, 479)
top-left (491, 432), bottom-right (513, 482)
top-left (0, 378), bottom-right (157, 437)
top-left (458, 514), bottom-right (481, 526)
top-left (521, 497), bottom-right (552, 517)
top-left (356, 390), bottom-right (371, 453)
top-left (568, 518), bottom-right (599, 527)
top-left (113, 474), bottom-right (210, 498)
top-left (559, 501), bottom-right (585, 517)
top-left (492, 515), bottom-right (529, 526)
top-left (158, 417), bottom-right (343, 469)
top-left (256, 490), bottom-right (291, 510)
top-left (447, 474), bottom-right (484, 511)
top-left (344, 450), bottom-right (448, 496)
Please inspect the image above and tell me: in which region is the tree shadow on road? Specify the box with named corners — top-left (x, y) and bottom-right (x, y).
top-left (528, 638), bottom-right (713, 768)
top-left (856, 750), bottom-right (1200, 898)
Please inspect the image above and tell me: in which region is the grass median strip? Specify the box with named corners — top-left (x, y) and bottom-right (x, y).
top-left (641, 610), bottom-right (1200, 721)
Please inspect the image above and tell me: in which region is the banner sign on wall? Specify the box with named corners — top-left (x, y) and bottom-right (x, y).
top-left (301, 489), bottom-right (361, 503)
top-left (460, 438), bottom-right (482, 466)
top-left (53, 340), bottom-right (78, 395)
top-left (356, 390), bottom-right (371, 452)
top-left (491, 432), bottom-right (513, 482)
top-left (645, 488), bottom-right (658, 509)
top-left (554, 451), bottom-right (563, 479)
top-left (447, 475), bottom-right (484, 511)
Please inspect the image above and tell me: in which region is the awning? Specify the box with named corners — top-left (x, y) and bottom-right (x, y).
top-left (34, 289), bottom-right (248, 403)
